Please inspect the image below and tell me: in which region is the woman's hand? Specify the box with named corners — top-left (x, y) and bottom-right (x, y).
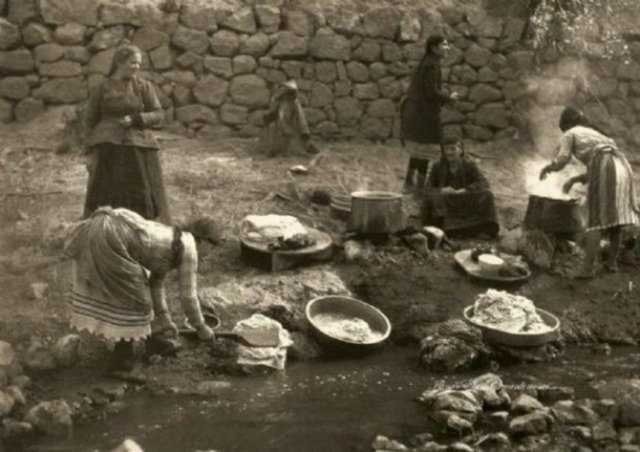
top-left (197, 324), bottom-right (215, 341)
top-left (120, 115), bottom-right (133, 128)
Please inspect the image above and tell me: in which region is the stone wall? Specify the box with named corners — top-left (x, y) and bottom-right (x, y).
top-left (0, 0), bottom-right (639, 146)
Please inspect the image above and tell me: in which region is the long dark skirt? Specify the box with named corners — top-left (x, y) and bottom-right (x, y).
top-left (422, 190), bottom-right (499, 238)
top-left (83, 143), bottom-right (171, 224)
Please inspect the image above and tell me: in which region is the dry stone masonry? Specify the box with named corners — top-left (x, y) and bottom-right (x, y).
top-left (0, 0), bottom-right (639, 145)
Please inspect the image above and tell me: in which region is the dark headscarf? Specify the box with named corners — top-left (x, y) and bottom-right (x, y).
top-left (425, 34), bottom-right (445, 56)
top-left (109, 45), bottom-right (142, 76)
top-left (559, 106), bottom-right (608, 136)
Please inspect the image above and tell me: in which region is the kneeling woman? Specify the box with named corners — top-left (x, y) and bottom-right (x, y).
top-left (422, 141), bottom-right (499, 238)
top-left (63, 207), bottom-right (217, 372)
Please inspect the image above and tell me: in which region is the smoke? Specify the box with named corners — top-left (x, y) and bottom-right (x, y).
top-left (516, 58), bottom-right (594, 201)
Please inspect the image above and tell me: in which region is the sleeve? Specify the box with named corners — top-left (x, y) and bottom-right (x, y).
top-left (422, 62), bottom-right (449, 103)
top-left (178, 233), bottom-right (207, 329)
top-left (294, 98), bottom-right (310, 136)
top-left (137, 80), bottom-right (165, 128)
top-left (84, 83), bottom-right (103, 132)
top-left (551, 130), bottom-right (575, 169)
top-left (465, 161), bottom-right (490, 191)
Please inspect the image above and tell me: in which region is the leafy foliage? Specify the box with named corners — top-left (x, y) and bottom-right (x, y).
top-left (528, 0), bottom-right (637, 59)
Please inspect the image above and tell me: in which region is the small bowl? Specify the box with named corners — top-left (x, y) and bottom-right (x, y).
top-left (478, 254), bottom-right (504, 273)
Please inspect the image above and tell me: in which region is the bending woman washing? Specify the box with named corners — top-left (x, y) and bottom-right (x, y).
top-left (539, 106), bottom-right (640, 278)
top-left (63, 207), bottom-right (218, 372)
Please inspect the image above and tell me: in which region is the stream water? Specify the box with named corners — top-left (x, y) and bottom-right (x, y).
top-left (18, 345), bottom-right (640, 452)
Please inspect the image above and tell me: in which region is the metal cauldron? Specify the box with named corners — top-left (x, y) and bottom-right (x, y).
top-left (523, 194), bottom-right (584, 235)
top-left (349, 191), bottom-right (405, 235)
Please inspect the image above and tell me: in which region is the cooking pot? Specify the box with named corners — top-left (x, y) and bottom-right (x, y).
top-left (350, 191), bottom-right (405, 234)
top-left (524, 194), bottom-right (584, 234)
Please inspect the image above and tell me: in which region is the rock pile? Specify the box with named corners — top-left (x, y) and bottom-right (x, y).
top-left (374, 374), bottom-right (640, 451)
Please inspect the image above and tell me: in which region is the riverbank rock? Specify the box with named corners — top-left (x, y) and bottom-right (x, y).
top-left (52, 334), bottom-right (80, 368)
top-left (419, 388), bottom-right (483, 433)
top-left (23, 339), bottom-right (57, 371)
top-left (419, 319), bottom-right (490, 372)
top-left (471, 373), bottom-right (511, 409)
top-left (111, 438), bottom-right (145, 452)
top-left (596, 379), bottom-right (640, 427)
top-left (2, 418), bottom-right (33, 438)
top-left (371, 434), bottom-right (409, 451)
top-left (509, 409), bottom-right (553, 436)
top-left (24, 399), bottom-right (73, 436)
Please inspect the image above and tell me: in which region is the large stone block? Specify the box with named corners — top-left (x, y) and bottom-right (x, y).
top-left (233, 55), bottom-right (256, 75)
top-left (362, 7), bottom-right (400, 40)
top-left (469, 84), bottom-right (503, 104)
top-left (501, 18), bottom-right (526, 49)
top-left (382, 43), bottom-right (401, 63)
top-left (175, 104), bottom-right (217, 124)
top-left (464, 44), bottom-right (492, 68)
top-left (220, 102), bottom-right (248, 125)
top-left (172, 26), bottom-right (209, 55)
top-left (149, 45), bottom-right (172, 71)
top-left (280, 60), bottom-right (302, 79)
top-left (163, 70), bottom-right (197, 88)
top-left (88, 48), bottom-right (116, 75)
top-left (334, 97), bottom-right (362, 126)
top-left (132, 27), bottom-right (169, 52)
top-left (193, 75), bottom-right (229, 107)
top-left (0, 98), bottom-right (13, 123)
top-left (353, 82), bottom-right (379, 100)
top-left (0, 18), bottom-right (20, 50)
top-left (0, 76), bottom-right (30, 100)
top-left (367, 98), bottom-right (395, 118)
top-left (346, 61), bottom-right (369, 83)
top-left (474, 103), bottom-right (510, 129)
top-left (508, 50), bottom-right (534, 72)
top-left (39, 61), bottom-right (83, 78)
top-left (210, 30), bottom-right (240, 57)
top-left (285, 10), bottom-right (313, 37)
top-left (240, 33), bottom-right (270, 58)
top-left (399, 14), bottom-right (421, 42)
top-left (352, 39), bottom-right (381, 63)
top-left (475, 16), bottom-right (503, 39)
top-left (8, 0), bottom-right (38, 25)
top-left (64, 46), bottom-right (89, 65)
top-left (40, 0), bottom-right (99, 26)
top-left (315, 61), bottom-right (337, 83)
top-left (100, 2), bottom-right (141, 26)
top-left (327, 11), bottom-right (363, 36)
top-left (229, 74), bottom-right (269, 107)
top-left (14, 97), bottom-right (44, 122)
top-left (204, 56), bottom-right (233, 79)
top-left (34, 43), bottom-right (64, 63)
top-left (361, 116), bottom-right (392, 139)
top-left (441, 106), bottom-right (465, 124)
top-left (463, 124), bottom-right (493, 141)
top-left (33, 77), bottom-right (87, 104)
top-left (23, 23), bottom-right (52, 47)
top-left (53, 23), bottom-right (85, 45)
top-left (369, 62), bottom-right (387, 81)
top-left (179, 5), bottom-right (218, 33)
top-left (378, 78), bottom-right (403, 99)
top-left (222, 7), bottom-right (256, 34)
top-left (255, 5), bottom-right (280, 34)
top-left (309, 82), bottom-right (333, 108)
top-left (478, 67), bottom-right (499, 83)
top-left (271, 32), bottom-right (308, 58)
top-left (0, 49), bottom-right (35, 74)
top-left (450, 64), bottom-right (478, 84)
top-left (89, 26), bottom-right (126, 52)
top-left (310, 28), bottom-right (350, 61)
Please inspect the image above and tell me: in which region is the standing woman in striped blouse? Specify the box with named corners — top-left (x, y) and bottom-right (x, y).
top-left (539, 106), bottom-right (640, 278)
